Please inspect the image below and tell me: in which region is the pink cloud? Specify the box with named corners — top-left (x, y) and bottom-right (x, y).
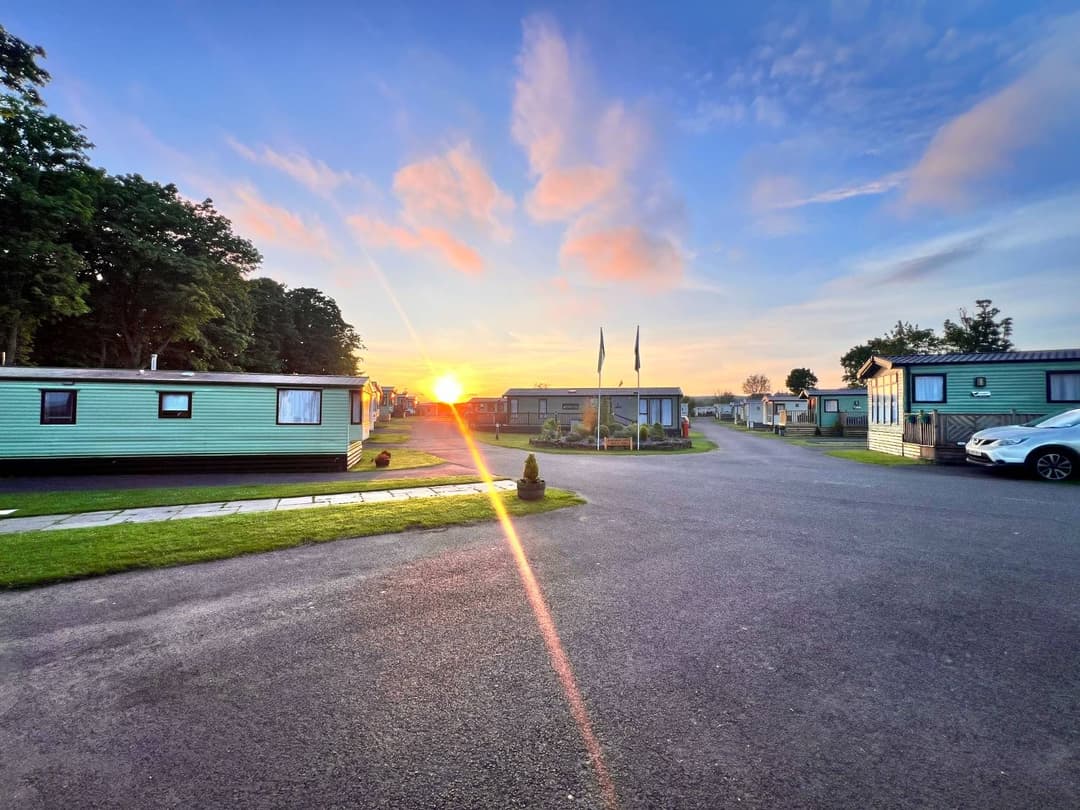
top-left (227, 137), bottom-right (361, 197)
top-left (561, 226), bottom-right (682, 286)
top-left (348, 215), bottom-right (483, 275)
top-left (228, 186), bottom-right (333, 257)
top-left (905, 30), bottom-right (1080, 209)
top-left (393, 143), bottom-right (513, 237)
top-left (527, 164), bottom-right (619, 221)
top-left (512, 16), bottom-right (684, 288)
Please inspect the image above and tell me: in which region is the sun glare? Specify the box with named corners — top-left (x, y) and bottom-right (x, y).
top-left (433, 373), bottom-right (464, 404)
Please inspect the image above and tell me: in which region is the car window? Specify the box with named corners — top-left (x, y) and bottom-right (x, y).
top-left (1026, 410), bottom-right (1080, 429)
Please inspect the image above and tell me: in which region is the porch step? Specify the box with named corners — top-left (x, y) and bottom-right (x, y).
top-left (783, 425), bottom-right (817, 437)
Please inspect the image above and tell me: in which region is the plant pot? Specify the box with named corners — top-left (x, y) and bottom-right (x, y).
top-left (516, 479), bottom-right (546, 501)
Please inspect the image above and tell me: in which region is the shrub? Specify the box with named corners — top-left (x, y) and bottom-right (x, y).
top-left (613, 427), bottom-right (629, 439)
top-left (598, 424), bottom-right (610, 439)
top-left (639, 424), bottom-right (649, 441)
top-left (522, 453), bottom-right (541, 483)
top-left (539, 417), bottom-right (560, 441)
top-left (649, 422), bottom-right (665, 441)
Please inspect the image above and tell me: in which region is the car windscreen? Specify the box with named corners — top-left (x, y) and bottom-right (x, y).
top-left (1026, 410), bottom-right (1080, 429)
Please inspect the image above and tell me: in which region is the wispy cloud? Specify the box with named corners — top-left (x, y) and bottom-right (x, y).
top-left (905, 14), bottom-right (1080, 209)
top-left (227, 137), bottom-right (367, 197)
top-left (348, 142), bottom-right (510, 274)
top-left (347, 214), bottom-right (483, 275)
top-left (512, 15), bottom-right (684, 288)
top-left (766, 171), bottom-right (907, 209)
top-left (393, 142), bottom-right (513, 239)
top-left (226, 185), bottom-right (334, 258)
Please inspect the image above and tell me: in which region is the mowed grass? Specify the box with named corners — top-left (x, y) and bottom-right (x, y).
top-left (349, 447), bottom-right (446, 472)
top-left (0, 475), bottom-right (489, 519)
top-left (826, 449), bottom-right (927, 466)
top-left (473, 430), bottom-right (717, 455)
top-left (365, 431), bottom-right (409, 444)
top-left (0, 488), bottom-right (585, 589)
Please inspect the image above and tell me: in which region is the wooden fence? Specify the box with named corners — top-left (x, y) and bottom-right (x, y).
top-left (902, 411), bottom-right (1043, 446)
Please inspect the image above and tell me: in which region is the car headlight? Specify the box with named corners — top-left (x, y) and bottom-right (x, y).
top-left (995, 438), bottom-right (1029, 446)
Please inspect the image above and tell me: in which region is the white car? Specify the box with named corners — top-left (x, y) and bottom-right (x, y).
top-left (965, 408), bottom-right (1080, 482)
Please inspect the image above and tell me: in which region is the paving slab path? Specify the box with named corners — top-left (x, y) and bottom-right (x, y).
top-left (0, 480), bottom-right (518, 534)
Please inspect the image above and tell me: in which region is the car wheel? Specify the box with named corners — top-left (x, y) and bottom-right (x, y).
top-left (1028, 448), bottom-right (1076, 482)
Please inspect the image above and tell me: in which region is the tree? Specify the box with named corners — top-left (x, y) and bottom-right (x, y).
top-left (785, 368), bottom-right (818, 394)
top-left (942, 299), bottom-right (1014, 353)
top-left (239, 278), bottom-right (297, 373)
top-left (742, 374), bottom-right (771, 395)
top-left (283, 287), bottom-right (363, 375)
top-left (840, 321), bottom-right (942, 386)
top-left (0, 28), bottom-right (95, 364)
top-left (66, 174), bottom-right (260, 369)
top-left (715, 390), bottom-right (736, 404)
top-left (1, 24), bottom-right (50, 105)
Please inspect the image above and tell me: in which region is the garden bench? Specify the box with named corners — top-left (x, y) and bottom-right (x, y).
top-left (602, 437), bottom-right (633, 450)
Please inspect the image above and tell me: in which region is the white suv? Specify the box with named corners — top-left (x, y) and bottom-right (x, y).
top-left (965, 409), bottom-right (1080, 482)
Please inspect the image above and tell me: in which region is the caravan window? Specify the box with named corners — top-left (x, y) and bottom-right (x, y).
top-left (277, 389), bottom-right (322, 424)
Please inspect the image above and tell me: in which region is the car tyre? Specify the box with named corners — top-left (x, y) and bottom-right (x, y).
top-left (1027, 447), bottom-right (1076, 482)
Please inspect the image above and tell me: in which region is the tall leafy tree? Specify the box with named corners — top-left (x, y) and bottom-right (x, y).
top-left (0, 27), bottom-right (94, 364)
top-left (742, 374), bottom-right (771, 395)
top-left (942, 299), bottom-right (1014, 353)
top-left (1, 24), bottom-right (50, 105)
top-left (840, 321), bottom-right (942, 386)
top-left (785, 367), bottom-right (818, 394)
top-left (240, 278), bottom-right (298, 373)
top-left (283, 287), bottom-right (363, 375)
top-left (70, 174), bottom-right (260, 369)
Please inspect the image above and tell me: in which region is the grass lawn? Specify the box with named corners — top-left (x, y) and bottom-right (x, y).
top-left (825, 449), bottom-right (927, 466)
top-left (0, 475), bottom-right (490, 519)
top-left (350, 447), bottom-right (446, 472)
top-left (473, 430), bottom-right (717, 455)
top-left (365, 431), bottom-right (410, 444)
top-left (0, 488), bottom-right (585, 589)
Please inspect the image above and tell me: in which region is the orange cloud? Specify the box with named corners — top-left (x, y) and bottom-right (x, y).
top-left (527, 164), bottom-right (618, 221)
top-left (348, 215), bottom-right (483, 275)
top-left (561, 226), bottom-right (682, 286)
top-left (228, 185), bottom-right (333, 257)
top-left (393, 143), bottom-right (513, 237)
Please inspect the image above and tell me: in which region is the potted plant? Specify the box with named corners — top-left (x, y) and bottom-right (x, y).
top-left (374, 449), bottom-right (392, 468)
top-left (516, 453), bottom-right (546, 501)
top-left (918, 410), bottom-right (931, 424)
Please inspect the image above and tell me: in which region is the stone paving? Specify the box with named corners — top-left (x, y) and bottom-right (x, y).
top-left (0, 480), bottom-right (518, 535)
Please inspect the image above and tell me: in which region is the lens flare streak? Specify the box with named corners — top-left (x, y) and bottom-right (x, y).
top-left (449, 405), bottom-right (618, 810)
top-left (360, 245), bottom-right (617, 807)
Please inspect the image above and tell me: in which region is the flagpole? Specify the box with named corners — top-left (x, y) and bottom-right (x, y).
top-left (634, 325), bottom-right (641, 451)
top-left (596, 326), bottom-right (604, 451)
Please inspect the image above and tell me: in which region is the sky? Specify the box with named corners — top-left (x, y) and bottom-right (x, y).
top-left (6, 0), bottom-right (1080, 398)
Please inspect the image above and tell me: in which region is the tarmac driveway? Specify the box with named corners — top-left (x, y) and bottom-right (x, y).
top-left (2, 418), bottom-right (1079, 808)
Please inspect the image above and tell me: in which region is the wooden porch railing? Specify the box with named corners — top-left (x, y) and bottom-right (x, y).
top-left (777, 410), bottom-right (813, 426)
top-left (901, 411), bottom-right (1044, 446)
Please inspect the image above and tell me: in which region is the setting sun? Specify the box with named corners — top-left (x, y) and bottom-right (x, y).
top-left (433, 373), bottom-right (464, 404)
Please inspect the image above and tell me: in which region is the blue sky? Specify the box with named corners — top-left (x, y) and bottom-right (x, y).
top-left (7, 1), bottom-right (1080, 396)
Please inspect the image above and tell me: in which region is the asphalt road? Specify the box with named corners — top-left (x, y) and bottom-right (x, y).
top-left (2, 419), bottom-right (1079, 808)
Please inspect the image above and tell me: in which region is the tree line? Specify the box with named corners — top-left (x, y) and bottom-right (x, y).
top-left (729, 299), bottom-right (1015, 396)
top-left (0, 25), bottom-right (362, 374)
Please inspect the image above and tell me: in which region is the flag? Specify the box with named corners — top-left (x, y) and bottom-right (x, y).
top-left (634, 325), bottom-right (641, 372)
top-left (597, 327), bottom-right (605, 374)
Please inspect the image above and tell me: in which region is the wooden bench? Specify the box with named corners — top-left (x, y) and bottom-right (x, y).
top-left (602, 437), bottom-right (633, 450)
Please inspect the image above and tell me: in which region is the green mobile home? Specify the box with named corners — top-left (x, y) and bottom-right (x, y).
top-left (501, 387), bottom-right (684, 435)
top-left (857, 349), bottom-right (1080, 462)
top-left (0, 367), bottom-right (371, 474)
top-left (799, 387), bottom-right (868, 436)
